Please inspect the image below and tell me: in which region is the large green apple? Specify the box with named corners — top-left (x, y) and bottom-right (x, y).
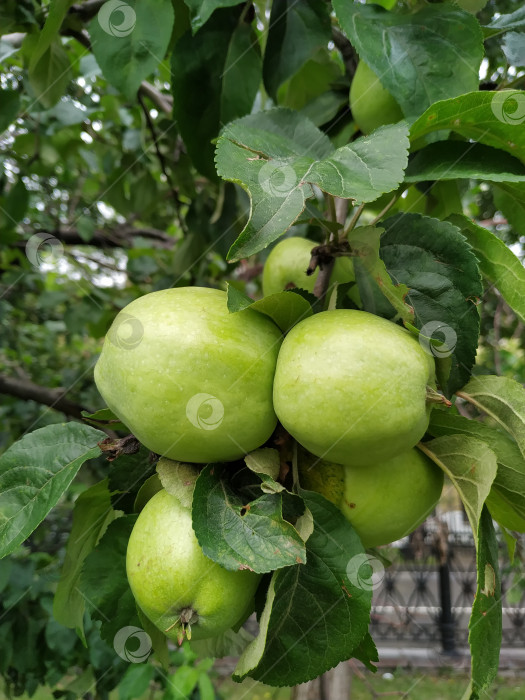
top-left (126, 489), bottom-right (260, 642)
top-left (95, 287), bottom-right (282, 463)
top-left (349, 61), bottom-right (403, 135)
top-left (262, 237), bottom-right (354, 296)
top-left (273, 310), bottom-right (435, 466)
top-left (299, 447), bottom-right (443, 547)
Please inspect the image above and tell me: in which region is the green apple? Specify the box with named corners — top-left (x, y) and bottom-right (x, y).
top-left (127, 489), bottom-right (260, 642)
top-left (262, 237), bottom-right (354, 296)
top-left (349, 61), bottom-right (403, 135)
top-left (273, 310), bottom-right (435, 466)
top-left (95, 287), bottom-right (282, 463)
top-left (299, 447), bottom-right (444, 547)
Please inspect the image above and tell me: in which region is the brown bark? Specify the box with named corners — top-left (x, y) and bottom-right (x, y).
top-left (0, 375), bottom-right (89, 420)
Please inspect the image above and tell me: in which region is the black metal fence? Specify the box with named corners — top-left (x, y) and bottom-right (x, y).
top-left (370, 512), bottom-right (525, 649)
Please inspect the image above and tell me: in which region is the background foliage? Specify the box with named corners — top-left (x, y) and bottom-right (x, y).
top-left (1, 0), bottom-right (525, 697)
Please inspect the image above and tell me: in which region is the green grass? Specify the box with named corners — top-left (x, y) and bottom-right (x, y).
top-left (3, 669), bottom-right (524, 699)
top-left (217, 669), bottom-right (525, 700)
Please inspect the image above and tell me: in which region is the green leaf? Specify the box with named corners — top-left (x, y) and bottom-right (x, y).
top-left (227, 283), bottom-right (312, 333)
top-left (108, 446), bottom-right (156, 514)
top-left (81, 407), bottom-right (129, 432)
top-left (1, 179), bottom-right (29, 230)
top-left (263, 0), bottom-right (332, 101)
top-left (502, 32), bottom-right (525, 66)
top-left (191, 626), bottom-right (254, 659)
top-left (307, 124), bottom-right (410, 200)
top-left (244, 448), bottom-right (281, 481)
top-left (216, 110), bottom-right (409, 260)
top-left (137, 607), bottom-right (169, 669)
top-left (484, 6), bottom-right (525, 37)
top-left (156, 457), bottom-right (199, 509)
top-left (493, 183), bottom-right (525, 237)
top-left (192, 463), bottom-right (306, 573)
top-left (280, 48), bottom-right (343, 114)
top-left (380, 213), bottom-right (482, 395)
top-left (28, 0), bottom-right (75, 72)
top-left (53, 479), bottom-right (116, 643)
top-left (171, 7), bottom-right (241, 179)
top-left (233, 491), bottom-right (373, 686)
top-left (27, 38), bottom-right (72, 108)
top-left (80, 515), bottom-right (139, 644)
top-left (244, 449), bottom-right (285, 495)
top-left (134, 474), bottom-right (163, 513)
top-left (458, 375), bottom-right (525, 459)
top-left (428, 411), bottom-right (525, 532)
top-left (164, 666), bottom-right (200, 699)
top-left (448, 213), bottom-right (525, 323)
top-left (0, 89), bottom-right (20, 134)
top-left (410, 92), bottom-right (525, 163)
top-left (0, 423), bottom-right (105, 559)
top-left (118, 663), bottom-right (155, 700)
top-left (183, 0), bottom-right (243, 33)
top-left (418, 436), bottom-right (497, 536)
top-left (405, 142), bottom-right (525, 183)
top-left (246, 293), bottom-right (312, 334)
top-left (333, 2), bottom-right (483, 119)
top-left (347, 225), bottom-right (413, 323)
top-left (465, 508), bottom-right (502, 699)
top-left (353, 632), bottom-right (379, 673)
top-left (89, 0), bottom-right (174, 99)
top-left (221, 20), bottom-right (261, 124)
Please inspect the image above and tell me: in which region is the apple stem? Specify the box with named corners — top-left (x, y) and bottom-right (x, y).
top-left (425, 386), bottom-right (452, 407)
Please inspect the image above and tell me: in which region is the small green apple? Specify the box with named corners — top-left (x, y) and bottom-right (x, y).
top-left (350, 61), bottom-right (403, 135)
top-left (299, 447), bottom-right (444, 547)
top-left (273, 310), bottom-right (435, 466)
top-left (95, 287), bottom-right (282, 463)
top-left (262, 237), bottom-right (354, 296)
top-left (126, 489), bottom-right (261, 642)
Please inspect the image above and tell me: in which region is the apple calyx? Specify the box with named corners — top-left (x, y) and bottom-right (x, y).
top-left (165, 607), bottom-right (199, 645)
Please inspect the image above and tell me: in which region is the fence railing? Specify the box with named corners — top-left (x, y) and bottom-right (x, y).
top-left (370, 512), bottom-right (525, 649)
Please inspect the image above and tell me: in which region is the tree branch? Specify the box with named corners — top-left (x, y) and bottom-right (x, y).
top-left (60, 29), bottom-right (173, 114)
top-left (0, 375), bottom-right (89, 420)
top-left (19, 225), bottom-right (177, 249)
top-left (331, 27), bottom-right (358, 78)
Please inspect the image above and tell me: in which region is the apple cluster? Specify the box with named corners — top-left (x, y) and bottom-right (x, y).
top-left (95, 238), bottom-right (443, 643)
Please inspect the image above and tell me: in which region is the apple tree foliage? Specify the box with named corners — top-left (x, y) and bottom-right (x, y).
top-left (1, 0), bottom-right (525, 697)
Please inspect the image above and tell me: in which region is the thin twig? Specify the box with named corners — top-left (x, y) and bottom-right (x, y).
top-left (138, 93), bottom-right (188, 234)
top-left (369, 191), bottom-right (404, 226)
top-left (340, 203), bottom-right (365, 240)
